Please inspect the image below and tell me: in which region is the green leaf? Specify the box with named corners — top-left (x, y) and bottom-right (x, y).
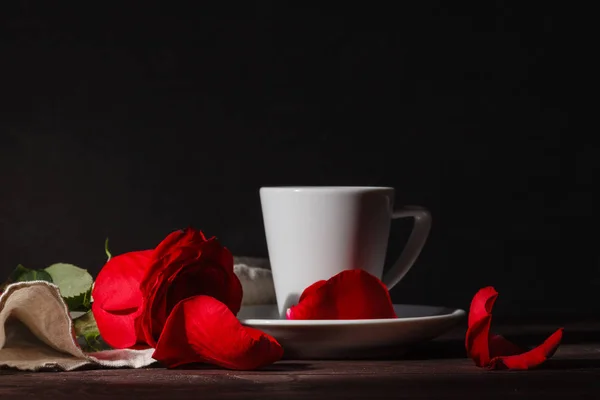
top-left (16, 268), bottom-right (54, 283)
top-left (104, 238), bottom-right (112, 261)
top-left (9, 264), bottom-right (30, 281)
top-left (73, 311), bottom-right (111, 352)
top-left (0, 264), bottom-right (53, 291)
top-left (44, 263), bottom-right (93, 311)
top-left (63, 288), bottom-right (93, 312)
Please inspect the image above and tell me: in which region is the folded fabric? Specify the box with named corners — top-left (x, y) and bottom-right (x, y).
top-left (234, 259), bottom-right (275, 306)
top-left (0, 259), bottom-right (275, 372)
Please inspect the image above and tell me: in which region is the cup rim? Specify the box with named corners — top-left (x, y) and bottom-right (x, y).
top-left (260, 186), bottom-right (394, 192)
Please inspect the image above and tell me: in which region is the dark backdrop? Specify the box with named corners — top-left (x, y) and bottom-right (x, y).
top-left (0, 2), bottom-right (595, 321)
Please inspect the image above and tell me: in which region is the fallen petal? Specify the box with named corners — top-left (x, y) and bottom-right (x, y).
top-left (152, 295), bottom-right (283, 370)
top-left (465, 286), bottom-right (563, 370)
top-left (287, 270), bottom-right (396, 320)
top-left (467, 286), bottom-right (498, 327)
top-left (465, 314), bottom-right (493, 367)
top-left (489, 328), bottom-right (564, 370)
top-left (298, 280), bottom-right (326, 303)
top-left (488, 334), bottom-right (524, 359)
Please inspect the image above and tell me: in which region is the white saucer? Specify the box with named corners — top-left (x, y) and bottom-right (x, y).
top-left (238, 304), bottom-right (466, 359)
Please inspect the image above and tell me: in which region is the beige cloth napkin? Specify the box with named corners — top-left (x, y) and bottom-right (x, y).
top-left (0, 259), bottom-right (275, 371)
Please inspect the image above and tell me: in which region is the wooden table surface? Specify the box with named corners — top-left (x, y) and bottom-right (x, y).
top-left (2, 322), bottom-right (600, 399)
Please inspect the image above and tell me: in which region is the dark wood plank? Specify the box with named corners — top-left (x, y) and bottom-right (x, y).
top-left (2, 325), bottom-right (600, 399)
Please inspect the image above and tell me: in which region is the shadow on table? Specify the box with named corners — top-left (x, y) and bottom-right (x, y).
top-left (172, 362), bottom-right (315, 372)
top-left (400, 325), bottom-right (600, 361)
top-left (403, 344), bottom-right (600, 369)
top-left (540, 358), bottom-right (600, 370)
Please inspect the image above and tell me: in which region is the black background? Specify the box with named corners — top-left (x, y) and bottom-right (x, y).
top-left (0, 2), bottom-right (596, 321)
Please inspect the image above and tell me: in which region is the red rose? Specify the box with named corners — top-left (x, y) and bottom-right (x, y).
top-left (139, 228), bottom-right (243, 347)
top-left (92, 227), bottom-right (283, 370)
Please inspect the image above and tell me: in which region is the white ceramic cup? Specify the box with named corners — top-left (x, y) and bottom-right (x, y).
top-left (260, 186), bottom-right (432, 318)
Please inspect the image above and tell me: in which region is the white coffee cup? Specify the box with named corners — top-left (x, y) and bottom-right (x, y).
top-left (260, 186), bottom-right (432, 318)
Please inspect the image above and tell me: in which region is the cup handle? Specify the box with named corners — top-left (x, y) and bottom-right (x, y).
top-left (382, 206), bottom-right (432, 289)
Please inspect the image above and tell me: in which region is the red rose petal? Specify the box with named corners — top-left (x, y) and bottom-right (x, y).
top-left (465, 314), bottom-right (493, 367)
top-left (489, 328), bottom-right (564, 370)
top-left (152, 295), bottom-right (283, 370)
top-left (152, 228), bottom-right (207, 261)
top-left (287, 270), bottom-right (396, 320)
top-left (298, 280), bottom-right (326, 303)
top-left (467, 286), bottom-right (498, 327)
top-left (465, 286), bottom-right (564, 370)
top-left (91, 250), bottom-right (153, 349)
top-left (489, 334), bottom-right (524, 359)
top-left (165, 264), bottom-right (229, 313)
